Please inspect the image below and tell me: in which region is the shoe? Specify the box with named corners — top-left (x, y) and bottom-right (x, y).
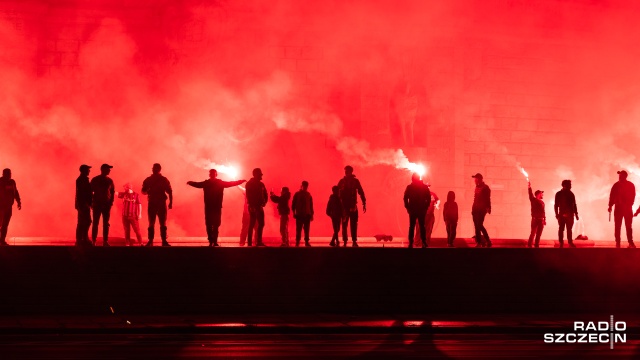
top-left (257, 242), bottom-right (266, 247)
top-left (616, 242), bottom-right (621, 248)
top-left (568, 243), bottom-right (576, 248)
top-left (0, 241), bottom-right (8, 246)
top-left (475, 243), bottom-right (483, 248)
top-left (422, 243), bottom-right (428, 248)
top-left (408, 243), bottom-right (413, 248)
top-left (305, 242), bottom-right (311, 247)
top-left (103, 241), bottom-right (110, 247)
top-left (559, 243), bottom-right (564, 248)
top-left (352, 242), bottom-right (359, 247)
top-left (329, 241), bottom-right (336, 247)
top-left (213, 243), bottom-right (220, 247)
top-left (343, 241), bottom-right (348, 247)
top-left (485, 242), bottom-right (492, 248)
top-left (527, 244), bottom-right (532, 248)
top-left (145, 240), bottom-right (153, 247)
top-left (629, 242), bottom-right (636, 248)
top-left (162, 242), bottom-right (171, 247)
top-left (447, 243), bottom-right (454, 248)
top-left (280, 243), bottom-right (288, 247)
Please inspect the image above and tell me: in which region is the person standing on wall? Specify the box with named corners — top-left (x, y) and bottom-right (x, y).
top-left (142, 163), bottom-right (173, 247)
top-left (338, 165), bottom-right (366, 247)
top-left (609, 170), bottom-right (636, 248)
top-left (326, 186), bottom-right (343, 247)
top-left (527, 181), bottom-right (546, 248)
top-left (91, 164), bottom-right (115, 246)
top-left (117, 183), bottom-right (143, 246)
top-left (442, 191), bottom-right (458, 248)
top-left (246, 168), bottom-right (268, 247)
top-left (471, 173), bottom-right (492, 248)
top-left (75, 165), bottom-right (93, 247)
top-left (187, 169), bottom-right (246, 247)
top-left (292, 181), bottom-right (314, 247)
top-left (270, 186), bottom-right (291, 247)
top-left (403, 173), bottom-right (430, 248)
top-left (554, 179), bottom-right (578, 248)
top-left (0, 169), bottom-right (21, 246)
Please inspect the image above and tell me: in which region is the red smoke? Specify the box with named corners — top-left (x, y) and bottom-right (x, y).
top-left (2, 0), bottom-right (640, 241)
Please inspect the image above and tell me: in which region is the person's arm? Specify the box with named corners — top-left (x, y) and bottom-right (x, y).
top-left (403, 186), bottom-right (410, 210)
top-left (270, 194), bottom-right (281, 203)
top-left (486, 186), bottom-right (491, 214)
top-left (632, 183), bottom-right (636, 207)
top-left (292, 193), bottom-right (298, 217)
top-left (357, 180), bottom-right (367, 213)
top-left (425, 187), bottom-right (431, 211)
top-left (14, 180), bottom-right (21, 210)
top-left (528, 182), bottom-right (535, 202)
top-left (608, 183), bottom-right (616, 212)
top-left (109, 180), bottom-right (115, 207)
top-left (261, 185), bottom-right (268, 207)
top-left (166, 179), bottom-right (173, 209)
top-left (141, 178), bottom-right (149, 195)
top-left (221, 179), bottom-right (246, 189)
top-left (573, 192), bottom-right (579, 220)
top-left (326, 197), bottom-right (332, 217)
top-left (554, 192), bottom-right (560, 218)
top-left (310, 195), bottom-right (314, 219)
top-left (187, 180), bottom-right (206, 188)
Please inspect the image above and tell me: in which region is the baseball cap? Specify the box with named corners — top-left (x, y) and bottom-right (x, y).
top-left (618, 170), bottom-right (628, 177)
top-left (534, 190), bottom-right (544, 196)
top-left (471, 173), bottom-right (483, 180)
top-left (79, 164), bottom-right (92, 171)
top-left (101, 164), bottom-right (113, 170)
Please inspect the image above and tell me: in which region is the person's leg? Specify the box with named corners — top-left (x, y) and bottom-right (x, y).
top-left (418, 213), bottom-right (427, 247)
top-left (240, 211), bottom-right (249, 246)
top-left (472, 212), bottom-right (482, 247)
top-left (535, 219), bottom-right (544, 247)
top-left (147, 203), bottom-right (157, 246)
top-left (295, 216), bottom-right (303, 246)
top-left (425, 213), bottom-right (435, 245)
top-left (91, 206), bottom-right (101, 244)
top-left (566, 216), bottom-right (575, 247)
top-left (557, 216), bottom-right (565, 247)
top-left (158, 203), bottom-right (169, 246)
top-left (256, 208), bottom-right (265, 245)
top-left (528, 218), bottom-right (537, 248)
top-left (248, 210), bottom-right (256, 246)
top-left (75, 210), bottom-right (82, 244)
top-left (350, 211), bottom-right (359, 245)
top-left (614, 210), bottom-right (623, 246)
top-left (341, 211), bottom-right (349, 245)
top-left (279, 215), bottom-right (287, 245)
top-left (303, 216), bottom-right (311, 246)
top-left (0, 207), bottom-right (11, 243)
top-left (131, 218), bottom-right (143, 245)
top-left (212, 211), bottom-right (222, 246)
top-left (205, 211), bottom-right (214, 244)
top-left (123, 216), bottom-right (131, 246)
top-left (408, 213), bottom-right (417, 248)
top-left (445, 221), bottom-right (451, 246)
top-left (102, 206), bottom-right (111, 245)
top-left (478, 212), bottom-right (490, 247)
top-left (331, 216), bottom-right (341, 246)
top-left (451, 221), bottom-right (457, 246)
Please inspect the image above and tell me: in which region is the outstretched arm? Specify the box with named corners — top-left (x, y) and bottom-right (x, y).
top-left (187, 180), bottom-right (206, 188)
top-left (221, 179), bottom-right (246, 189)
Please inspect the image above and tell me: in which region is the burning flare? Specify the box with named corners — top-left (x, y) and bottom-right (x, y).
top-left (201, 161), bottom-right (240, 179)
top-left (517, 163), bottom-right (529, 181)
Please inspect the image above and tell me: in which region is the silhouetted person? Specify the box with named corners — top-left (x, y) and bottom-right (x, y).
top-left (0, 169), bottom-right (21, 246)
top-left (75, 165), bottom-right (93, 246)
top-left (338, 165), bottom-right (366, 247)
top-left (609, 170), bottom-right (636, 248)
top-left (471, 173), bottom-right (492, 248)
top-left (142, 163), bottom-right (173, 246)
top-left (270, 187), bottom-right (291, 247)
top-left (246, 168), bottom-right (268, 247)
top-left (187, 169), bottom-right (246, 247)
top-left (326, 186), bottom-right (342, 247)
top-left (117, 183), bottom-right (143, 246)
top-left (404, 173), bottom-right (430, 248)
top-left (527, 181), bottom-right (545, 248)
top-left (90, 164), bottom-right (115, 246)
top-left (415, 185), bottom-right (439, 246)
top-left (292, 181), bottom-right (314, 247)
top-left (554, 179), bottom-right (578, 248)
top-left (240, 190), bottom-right (249, 246)
top-left (443, 191), bottom-right (458, 247)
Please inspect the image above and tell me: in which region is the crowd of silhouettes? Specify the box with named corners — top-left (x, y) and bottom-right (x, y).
top-left (3, 164), bottom-right (640, 249)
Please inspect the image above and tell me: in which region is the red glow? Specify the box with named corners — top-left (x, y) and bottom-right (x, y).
top-left (1, 1), bottom-right (639, 241)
